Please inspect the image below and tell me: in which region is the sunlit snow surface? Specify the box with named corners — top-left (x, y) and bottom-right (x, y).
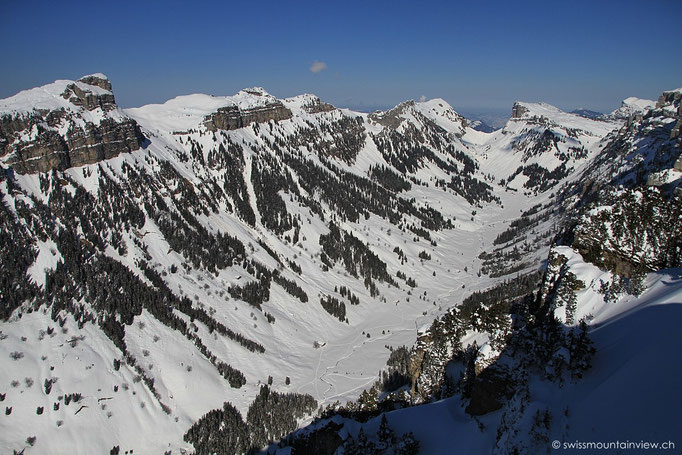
top-left (3, 79), bottom-right (679, 453)
top-left (283, 260), bottom-right (682, 454)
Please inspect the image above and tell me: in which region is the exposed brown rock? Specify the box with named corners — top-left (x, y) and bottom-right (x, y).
top-left (204, 101), bottom-right (293, 131)
top-left (1, 75), bottom-right (146, 174)
top-left (78, 75), bottom-right (113, 91)
top-left (303, 98), bottom-right (336, 114)
top-left (60, 83), bottom-right (116, 112)
top-left (671, 104), bottom-right (682, 139)
top-left (369, 101), bottom-right (415, 129)
top-left (511, 102), bottom-right (530, 119)
top-left (3, 117), bottom-right (145, 174)
top-left (654, 89), bottom-right (682, 138)
top-left (655, 90), bottom-right (682, 109)
top-left (601, 251), bottom-right (646, 278)
top-left (408, 348), bottom-right (426, 398)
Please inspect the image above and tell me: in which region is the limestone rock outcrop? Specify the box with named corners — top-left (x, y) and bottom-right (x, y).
top-left (510, 102), bottom-right (530, 119)
top-left (0, 74), bottom-right (145, 174)
top-left (303, 97), bottom-right (336, 114)
top-left (204, 100), bottom-right (293, 131)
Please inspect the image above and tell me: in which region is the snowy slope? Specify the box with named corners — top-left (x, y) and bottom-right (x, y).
top-left (1, 75), bottom-right (678, 454)
top-left (609, 96), bottom-right (656, 119)
top-left (272, 251), bottom-right (682, 455)
top-left (125, 87), bottom-right (280, 133)
top-left (532, 248), bottom-right (682, 451)
top-left (1, 78), bottom-right (521, 454)
top-left (0, 75), bottom-right (128, 136)
top-left (467, 101), bottom-right (621, 194)
top-left (0, 74), bottom-right (112, 115)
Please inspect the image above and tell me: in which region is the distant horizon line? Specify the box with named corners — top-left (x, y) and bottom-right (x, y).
top-left (2, 72), bottom-right (662, 124)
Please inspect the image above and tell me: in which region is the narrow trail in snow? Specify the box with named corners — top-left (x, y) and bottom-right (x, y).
top-left (299, 300), bottom-right (420, 404)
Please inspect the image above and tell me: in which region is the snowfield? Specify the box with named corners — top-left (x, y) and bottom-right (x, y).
top-left (1, 75), bottom-right (680, 454)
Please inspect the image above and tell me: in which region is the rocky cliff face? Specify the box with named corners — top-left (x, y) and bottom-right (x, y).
top-left (510, 102), bottom-right (530, 119)
top-left (2, 117), bottom-right (145, 174)
top-left (302, 97), bottom-right (336, 114)
top-left (570, 89), bottom-right (682, 275)
top-left (368, 101), bottom-right (415, 129)
top-left (60, 83), bottom-right (116, 112)
top-left (203, 100), bottom-right (293, 131)
top-left (656, 88), bottom-right (682, 109)
top-left (0, 75), bottom-right (145, 174)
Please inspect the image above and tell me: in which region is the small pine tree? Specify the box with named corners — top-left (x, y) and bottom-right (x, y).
top-left (378, 414), bottom-right (396, 448)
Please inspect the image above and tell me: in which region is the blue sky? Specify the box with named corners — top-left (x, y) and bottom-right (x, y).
top-left (1, 0), bottom-right (681, 115)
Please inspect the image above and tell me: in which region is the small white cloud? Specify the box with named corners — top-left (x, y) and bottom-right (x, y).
top-left (419, 95), bottom-right (427, 102)
top-left (309, 61), bottom-right (327, 73)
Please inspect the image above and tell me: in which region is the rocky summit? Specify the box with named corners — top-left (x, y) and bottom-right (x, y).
top-left (0, 74), bottom-right (145, 174)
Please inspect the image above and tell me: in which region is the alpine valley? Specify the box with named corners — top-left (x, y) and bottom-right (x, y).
top-left (0, 74), bottom-right (680, 454)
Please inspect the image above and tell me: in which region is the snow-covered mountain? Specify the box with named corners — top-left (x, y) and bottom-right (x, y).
top-left (0, 75), bottom-right (680, 454)
top-left (607, 96), bottom-right (656, 120)
top-left (0, 74), bottom-right (145, 174)
top-left (465, 101), bottom-right (620, 195)
top-left (273, 86), bottom-right (682, 455)
top-left (467, 119), bottom-right (496, 133)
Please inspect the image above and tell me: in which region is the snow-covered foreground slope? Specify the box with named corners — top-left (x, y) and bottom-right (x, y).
top-left (550, 266), bottom-right (682, 446)
top-left (320, 262), bottom-right (682, 454)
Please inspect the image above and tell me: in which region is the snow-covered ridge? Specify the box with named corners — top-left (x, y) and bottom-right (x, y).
top-left (468, 101), bottom-right (622, 193)
top-left (0, 79), bottom-right (111, 115)
top-left (0, 74), bottom-right (143, 173)
top-left (609, 96), bottom-right (656, 119)
top-left (126, 87), bottom-right (287, 132)
top-left (622, 96), bottom-right (655, 110)
top-left (504, 101), bottom-right (622, 141)
top-left (2, 73), bottom-right (681, 454)
top-left (283, 93), bottom-right (325, 108)
top-left (508, 101), bottom-right (612, 130)
top-left (413, 97), bottom-right (468, 136)
top-left (367, 97), bottom-right (468, 138)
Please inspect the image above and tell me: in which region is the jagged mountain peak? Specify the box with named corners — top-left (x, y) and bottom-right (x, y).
top-left (368, 97), bottom-right (468, 138)
top-left (78, 73), bottom-right (112, 90)
top-left (0, 74), bottom-right (118, 116)
top-left (0, 74), bottom-right (145, 174)
top-left (608, 96), bottom-right (656, 120)
top-left (413, 97), bottom-right (468, 136)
